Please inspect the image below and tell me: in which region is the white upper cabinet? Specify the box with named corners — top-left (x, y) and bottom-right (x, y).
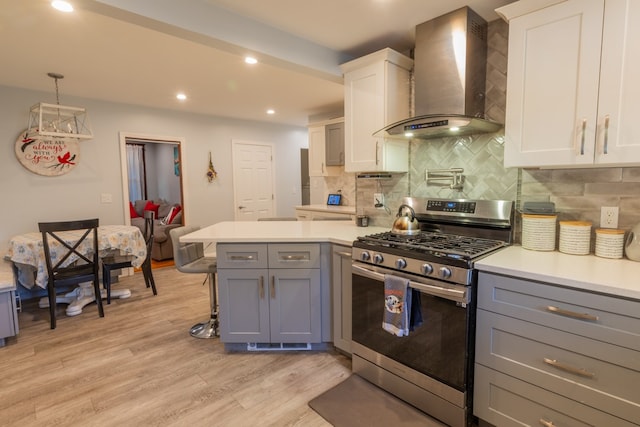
top-left (341, 48), bottom-right (413, 172)
top-left (308, 120), bottom-right (342, 177)
top-left (503, 0), bottom-right (640, 168)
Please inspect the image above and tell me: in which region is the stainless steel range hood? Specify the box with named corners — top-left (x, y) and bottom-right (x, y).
top-left (375, 7), bottom-right (502, 140)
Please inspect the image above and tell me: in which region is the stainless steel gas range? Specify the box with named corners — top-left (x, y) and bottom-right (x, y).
top-left (351, 197), bottom-right (514, 427)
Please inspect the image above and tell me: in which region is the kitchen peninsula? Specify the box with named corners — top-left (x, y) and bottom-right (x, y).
top-left (181, 220), bottom-right (387, 349)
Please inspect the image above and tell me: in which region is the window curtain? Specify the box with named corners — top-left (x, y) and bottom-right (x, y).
top-left (126, 143), bottom-right (146, 202)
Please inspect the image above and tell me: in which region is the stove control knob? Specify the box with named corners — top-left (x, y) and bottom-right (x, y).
top-left (360, 251), bottom-right (371, 261)
top-left (395, 258), bottom-right (407, 269)
top-left (421, 263), bottom-right (434, 275)
top-left (373, 253), bottom-right (384, 264)
top-left (439, 267), bottom-right (452, 279)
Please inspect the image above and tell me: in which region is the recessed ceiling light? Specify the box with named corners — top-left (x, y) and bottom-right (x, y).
top-left (266, 109), bottom-right (275, 115)
top-left (176, 93), bottom-right (187, 101)
top-left (245, 56), bottom-right (258, 65)
top-left (51, 1), bottom-right (74, 12)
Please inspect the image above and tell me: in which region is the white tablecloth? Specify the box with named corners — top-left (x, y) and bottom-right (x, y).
top-left (6, 225), bottom-right (146, 289)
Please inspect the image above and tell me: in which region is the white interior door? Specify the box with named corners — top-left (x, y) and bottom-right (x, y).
top-left (232, 140), bottom-right (275, 220)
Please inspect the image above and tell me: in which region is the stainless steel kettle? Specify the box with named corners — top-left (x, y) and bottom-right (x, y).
top-left (391, 204), bottom-right (420, 235)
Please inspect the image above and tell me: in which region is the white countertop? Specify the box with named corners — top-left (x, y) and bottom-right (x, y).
top-left (476, 246), bottom-right (640, 300)
top-left (181, 220), bottom-right (387, 246)
top-left (294, 204), bottom-right (356, 215)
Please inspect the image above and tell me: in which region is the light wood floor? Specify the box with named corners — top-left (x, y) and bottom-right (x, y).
top-left (0, 267), bottom-right (351, 426)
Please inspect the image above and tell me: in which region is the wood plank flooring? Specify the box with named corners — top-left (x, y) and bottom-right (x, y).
top-left (0, 267), bottom-right (351, 426)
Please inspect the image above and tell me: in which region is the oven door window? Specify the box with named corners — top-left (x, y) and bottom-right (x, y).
top-left (352, 272), bottom-right (470, 391)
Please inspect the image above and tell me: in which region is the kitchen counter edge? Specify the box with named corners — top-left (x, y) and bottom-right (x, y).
top-left (475, 245), bottom-right (640, 300)
top-left (180, 221), bottom-right (387, 247)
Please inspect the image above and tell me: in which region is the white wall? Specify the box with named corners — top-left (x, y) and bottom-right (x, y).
top-left (0, 85), bottom-right (308, 254)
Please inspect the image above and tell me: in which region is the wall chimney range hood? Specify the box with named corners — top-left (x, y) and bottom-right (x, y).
top-left (375, 7), bottom-right (502, 141)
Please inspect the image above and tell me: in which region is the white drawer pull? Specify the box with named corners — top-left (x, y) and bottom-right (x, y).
top-left (546, 305), bottom-right (599, 321)
top-left (543, 357), bottom-right (595, 378)
top-left (539, 419), bottom-right (555, 427)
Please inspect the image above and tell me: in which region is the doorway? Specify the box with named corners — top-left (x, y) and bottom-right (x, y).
top-left (119, 132), bottom-right (187, 223)
top-left (231, 140), bottom-right (275, 220)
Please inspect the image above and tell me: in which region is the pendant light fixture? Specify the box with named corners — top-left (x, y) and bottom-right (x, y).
top-left (26, 72), bottom-right (93, 140)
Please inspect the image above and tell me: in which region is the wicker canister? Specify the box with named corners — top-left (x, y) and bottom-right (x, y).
top-left (522, 214), bottom-right (557, 251)
top-left (559, 221), bottom-right (592, 255)
top-left (595, 228), bottom-right (625, 259)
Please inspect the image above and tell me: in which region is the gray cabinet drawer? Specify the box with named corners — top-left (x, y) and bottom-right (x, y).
top-left (476, 309), bottom-right (640, 425)
top-left (478, 272), bottom-right (640, 351)
top-left (217, 244), bottom-right (268, 269)
top-left (474, 364), bottom-right (637, 427)
top-left (268, 244), bottom-right (320, 269)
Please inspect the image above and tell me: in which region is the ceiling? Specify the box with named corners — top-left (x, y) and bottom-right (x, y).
top-left (0, 0), bottom-right (514, 127)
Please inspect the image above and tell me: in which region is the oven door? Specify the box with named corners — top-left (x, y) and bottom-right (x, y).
top-left (351, 262), bottom-right (474, 392)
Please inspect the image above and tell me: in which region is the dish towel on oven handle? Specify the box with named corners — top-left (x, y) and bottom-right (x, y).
top-left (382, 274), bottom-right (412, 337)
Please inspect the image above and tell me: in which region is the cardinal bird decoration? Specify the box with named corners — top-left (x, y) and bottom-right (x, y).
top-left (15, 129), bottom-right (80, 176)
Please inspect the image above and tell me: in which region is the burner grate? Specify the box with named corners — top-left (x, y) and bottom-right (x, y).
top-left (358, 231), bottom-right (506, 259)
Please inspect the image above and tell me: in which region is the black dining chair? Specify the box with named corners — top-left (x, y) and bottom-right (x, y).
top-left (39, 218), bottom-right (104, 329)
top-left (102, 210), bottom-right (156, 304)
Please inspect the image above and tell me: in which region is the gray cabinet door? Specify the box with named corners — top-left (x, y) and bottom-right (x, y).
top-left (270, 269), bottom-right (321, 343)
top-left (331, 245), bottom-right (352, 353)
top-left (325, 122), bottom-right (344, 166)
top-left (218, 268), bottom-right (270, 343)
top-left (0, 290), bottom-right (18, 342)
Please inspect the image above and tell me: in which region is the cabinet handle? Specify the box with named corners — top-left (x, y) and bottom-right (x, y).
top-left (579, 118), bottom-right (586, 155)
top-left (539, 419), bottom-right (555, 427)
top-left (322, 162), bottom-right (325, 173)
top-left (603, 114), bottom-right (610, 155)
top-left (280, 254), bottom-right (307, 261)
top-left (259, 276), bottom-right (265, 299)
top-left (229, 255), bottom-right (255, 261)
top-left (270, 276), bottom-right (275, 299)
top-left (375, 141), bottom-right (379, 165)
top-left (543, 357), bottom-right (595, 378)
top-left (334, 251), bottom-right (352, 258)
top-left (546, 305), bottom-right (599, 321)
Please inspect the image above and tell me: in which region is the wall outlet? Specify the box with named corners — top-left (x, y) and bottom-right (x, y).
top-left (373, 193), bottom-right (384, 209)
top-left (600, 206), bottom-right (619, 228)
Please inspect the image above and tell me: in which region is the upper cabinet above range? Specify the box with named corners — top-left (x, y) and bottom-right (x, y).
top-left (341, 48), bottom-right (413, 173)
top-left (501, 0), bottom-right (640, 168)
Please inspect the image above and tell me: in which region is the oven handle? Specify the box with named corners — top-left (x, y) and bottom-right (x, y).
top-left (351, 264), bottom-right (468, 304)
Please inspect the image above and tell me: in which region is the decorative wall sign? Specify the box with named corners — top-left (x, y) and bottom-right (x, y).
top-left (14, 129), bottom-right (80, 176)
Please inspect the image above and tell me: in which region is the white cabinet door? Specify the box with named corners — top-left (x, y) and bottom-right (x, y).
top-left (596, 0), bottom-right (640, 164)
top-left (308, 125), bottom-right (326, 177)
top-left (504, 0), bottom-right (603, 167)
top-left (504, 0), bottom-right (640, 168)
top-left (342, 49), bottom-right (411, 172)
top-left (308, 123), bottom-right (342, 177)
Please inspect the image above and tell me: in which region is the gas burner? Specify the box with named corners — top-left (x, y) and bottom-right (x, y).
top-left (357, 231), bottom-right (506, 260)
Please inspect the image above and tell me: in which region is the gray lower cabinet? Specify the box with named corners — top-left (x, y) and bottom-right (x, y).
top-left (0, 286), bottom-right (19, 346)
top-left (474, 271), bottom-right (640, 427)
top-left (331, 244), bottom-right (352, 354)
top-left (217, 243), bottom-right (322, 344)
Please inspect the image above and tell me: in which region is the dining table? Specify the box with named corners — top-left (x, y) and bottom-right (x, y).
top-left (6, 225), bottom-right (147, 317)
